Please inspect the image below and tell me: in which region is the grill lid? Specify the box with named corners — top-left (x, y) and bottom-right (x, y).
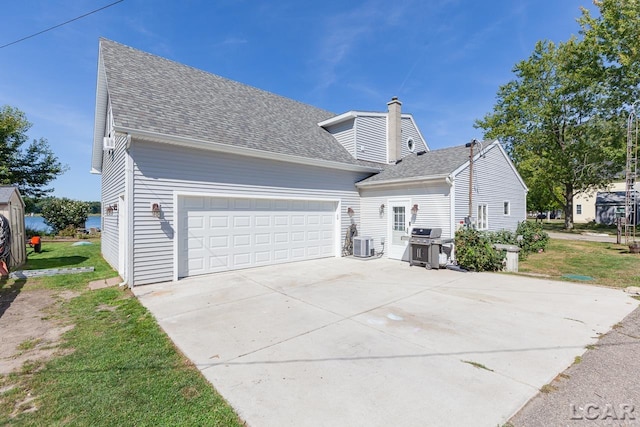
top-left (411, 228), bottom-right (442, 238)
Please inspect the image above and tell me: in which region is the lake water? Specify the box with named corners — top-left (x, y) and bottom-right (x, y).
top-left (25, 216), bottom-right (102, 233)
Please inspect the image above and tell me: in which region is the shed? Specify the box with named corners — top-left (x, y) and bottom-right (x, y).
top-left (595, 191), bottom-right (639, 225)
top-left (0, 186), bottom-right (27, 269)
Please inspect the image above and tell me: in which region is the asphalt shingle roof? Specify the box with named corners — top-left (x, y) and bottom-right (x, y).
top-left (100, 39), bottom-right (366, 166)
top-left (358, 144), bottom-right (472, 184)
top-left (0, 186), bottom-right (18, 204)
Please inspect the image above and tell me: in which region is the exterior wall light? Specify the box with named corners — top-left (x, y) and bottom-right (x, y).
top-left (347, 207), bottom-right (355, 217)
top-left (105, 203), bottom-right (118, 216)
top-left (411, 204), bottom-right (419, 215)
top-left (379, 204), bottom-right (385, 215)
top-left (151, 203), bottom-right (161, 218)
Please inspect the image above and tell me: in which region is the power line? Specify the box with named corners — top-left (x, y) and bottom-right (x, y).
top-left (0, 0), bottom-right (124, 49)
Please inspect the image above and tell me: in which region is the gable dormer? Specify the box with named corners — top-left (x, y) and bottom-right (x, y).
top-left (319, 97), bottom-right (429, 164)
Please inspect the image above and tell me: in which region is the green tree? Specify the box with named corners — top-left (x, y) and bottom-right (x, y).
top-left (579, 0), bottom-right (640, 113)
top-left (0, 106), bottom-right (67, 198)
top-left (476, 38), bottom-right (626, 229)
top-left (41, 198), bottom-right (90, 234)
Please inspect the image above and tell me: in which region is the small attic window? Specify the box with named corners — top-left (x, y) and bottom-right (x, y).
top-left (407, 138), bottom-right (415, 152)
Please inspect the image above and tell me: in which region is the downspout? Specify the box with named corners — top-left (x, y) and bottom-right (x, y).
top-left (124, 134), bottom-right (135, 288)
top-left (447, 173), bottom-right (457, 263)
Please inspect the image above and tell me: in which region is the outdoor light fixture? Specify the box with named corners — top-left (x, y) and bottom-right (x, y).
top-left (105, 203), bottom-right (118, 216)
top-left (379, 204), bottom-right (385, 215)
top-left (347, 207), bottom-right (355, 217)
top-left (411, 204), bottom-right (419, 215)
top-left (151, 203), bottom-right (161, 218)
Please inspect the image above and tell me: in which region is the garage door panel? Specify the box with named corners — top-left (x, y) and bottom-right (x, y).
top-left (234, 234), bottom-right (251, 246)
top-left (208, 198), bottom-right (229, 209)
top-left (233, 216), bottom-right (251, 227)
top-left (209, 254), bottom-right (229, 269)
top-left (179, 196), bottom-right (336, 278)
top-left (255, 216), bottom-right (271, 227)
top-left (255, 233), bottom-right (271, 245)
top-left (210, 217), bottom-right (229, 228)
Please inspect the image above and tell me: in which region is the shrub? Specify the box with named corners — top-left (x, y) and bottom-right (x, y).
top-left (454, 227), bottom-right (503, 272)
top-left (516, 221), bottom-right (549, 255)
top-left (41, 198), bottom-right (90, 234)
top-left (485, 229), bottom-right (516, 245)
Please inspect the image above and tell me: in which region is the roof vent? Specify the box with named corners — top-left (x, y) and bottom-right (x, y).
top-left (417, 150), bottom-right (427, 156)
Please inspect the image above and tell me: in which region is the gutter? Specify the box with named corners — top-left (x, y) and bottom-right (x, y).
top-left (113, 126), bottom-right (380, 174)
top-left (356, 174), bottom-right (449, 189)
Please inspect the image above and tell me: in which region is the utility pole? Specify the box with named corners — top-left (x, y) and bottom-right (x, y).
top-left (465, 139), bottom-right (478, 222)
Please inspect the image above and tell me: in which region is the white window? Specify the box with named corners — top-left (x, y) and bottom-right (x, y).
top-left (576, 204), bottom-right (582, 215)
top-left (503, 201), bottom-right (510, 216)
top-left (477, 204), bottom-right (488, 230)
top-left (393, 206), bottom-right (405, 231)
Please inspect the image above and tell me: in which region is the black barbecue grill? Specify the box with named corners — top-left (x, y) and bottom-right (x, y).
top-left (409, 228), bottom-right (452, 269)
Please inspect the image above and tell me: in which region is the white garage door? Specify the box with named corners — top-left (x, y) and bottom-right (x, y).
top-left (178, 196), bottom-right (337, 277)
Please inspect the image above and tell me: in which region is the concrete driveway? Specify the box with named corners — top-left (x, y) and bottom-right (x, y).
top-left (133, 258), bottom-right (637, 427)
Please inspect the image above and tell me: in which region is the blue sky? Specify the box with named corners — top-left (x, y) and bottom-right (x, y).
top-left (1, 0), bottom-right (597, 201)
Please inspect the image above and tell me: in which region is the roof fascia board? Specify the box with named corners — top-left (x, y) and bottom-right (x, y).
top-left (356, 174), bottom-right (448, 189)
top-left (318, 111), bottom-right (416, 127)
top-left (318, 111), bottom-right (357, 127)
top-left (91, 46), bottom-right (108, 174)
top-left (115, 126), bottom-right (380, 173)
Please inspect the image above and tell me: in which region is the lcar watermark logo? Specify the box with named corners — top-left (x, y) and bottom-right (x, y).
top-left (570, 403), bottom-right (635, 421)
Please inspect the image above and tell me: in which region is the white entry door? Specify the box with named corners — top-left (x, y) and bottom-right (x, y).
top-left (388, 199), bottom-right (410, 260)
top-left (178, 196), bottom-right (337, 278)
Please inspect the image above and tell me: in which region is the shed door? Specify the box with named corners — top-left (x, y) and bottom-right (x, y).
top-left (178, 196), bottom-right (336, 278)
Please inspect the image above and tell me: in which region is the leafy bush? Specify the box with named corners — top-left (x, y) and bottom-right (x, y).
top-left (485, 229), bottom-right (517, 245)
top-left (515, 221), bottom-right (549, 255)
top-left (454, 227), bottom-right (503, 272)
top-left (41, 198), bottom-right (90, 234)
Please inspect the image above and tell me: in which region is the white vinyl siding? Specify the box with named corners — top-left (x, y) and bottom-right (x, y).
top-left (454, 143), bottom-right (526, 232)
top-left (325, 119), bottom-right (355, 157)
top-left (127, 140), bottom-right (371, 285)
top-left (355, 116), bottom-right (387, 163)
top-left (400, 117), bottom-right (427, 156)
top-left (100, 102), bottom-right (126, 271)
top-left (359, 183), bottom-right (451, 256)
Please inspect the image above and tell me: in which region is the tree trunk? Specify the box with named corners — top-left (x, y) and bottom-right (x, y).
top-left (564, 183), bottom-right (574, 230)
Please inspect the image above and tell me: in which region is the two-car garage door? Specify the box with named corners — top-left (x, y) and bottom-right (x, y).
top-left (178, 196), bottom-right (337, 278)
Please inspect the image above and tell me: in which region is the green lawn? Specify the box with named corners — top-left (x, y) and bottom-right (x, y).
top-left (519, 239), bottom-right (640, 288)
top-left (0, 241), bottom-right (241, 426)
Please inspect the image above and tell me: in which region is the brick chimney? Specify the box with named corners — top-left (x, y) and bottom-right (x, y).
top-left (387, 96), bottom-right (402, 163)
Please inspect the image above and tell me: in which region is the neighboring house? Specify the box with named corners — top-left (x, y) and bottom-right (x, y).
top-left (595, 191), bottom-right (640, 225)
top-left (91, 39), bottom-right (527, 286)
top-left (0, 186), bottom-right (26, 269)
top-left (573, 181), bottom-right (640, 223)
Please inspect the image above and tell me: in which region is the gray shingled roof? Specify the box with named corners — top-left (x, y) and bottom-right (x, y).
top-left (100, 39), bottom-right (367, 166)
top-left (596, 191), bottom-right (638, 205)
top-left (358, 144), bottom-right (471, 184)
top-left (0, 186), bottom-right (18, 204)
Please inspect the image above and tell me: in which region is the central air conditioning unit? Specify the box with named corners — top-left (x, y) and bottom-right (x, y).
top-left (103, 135), bottom-right (116, 150)
top-left (353, 236), bottom-right (374, 258)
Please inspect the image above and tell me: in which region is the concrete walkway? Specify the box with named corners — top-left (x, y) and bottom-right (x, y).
top-left (133, 258), bottom-right (638, 426)
top-left (548, 231), bottom-right (617, 244)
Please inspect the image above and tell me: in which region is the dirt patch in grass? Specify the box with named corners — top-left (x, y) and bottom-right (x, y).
top-left (0, 286), bottom-right (75, 375)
